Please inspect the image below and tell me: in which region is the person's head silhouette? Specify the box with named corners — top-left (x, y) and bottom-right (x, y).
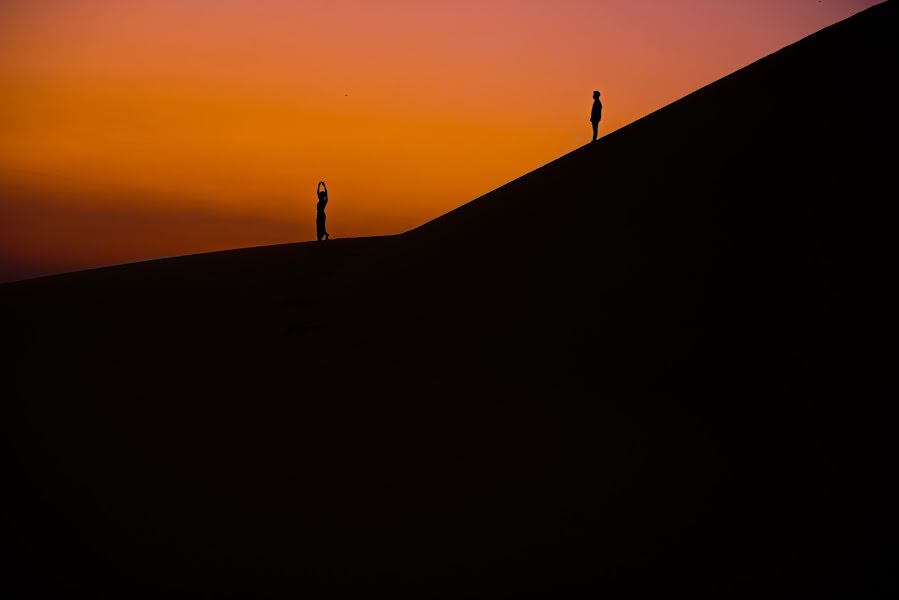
top-left (593, 90), bottom-right (600, 100)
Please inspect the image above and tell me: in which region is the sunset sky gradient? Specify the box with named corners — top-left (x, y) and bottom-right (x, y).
top-left (0, 0), bottom-right (881, 282)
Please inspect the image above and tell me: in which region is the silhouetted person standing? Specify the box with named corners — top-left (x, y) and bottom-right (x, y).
top-left (590, 90), bottom-right (603, 142)
top-left (316, 181), bottom-right (330, 241)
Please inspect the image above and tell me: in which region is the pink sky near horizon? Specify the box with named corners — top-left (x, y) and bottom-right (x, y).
top-left (0, 0), bottom-right (882, 282)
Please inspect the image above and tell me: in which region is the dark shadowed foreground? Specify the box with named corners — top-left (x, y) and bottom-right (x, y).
top-left (2, 4), bottom-right (893, 598)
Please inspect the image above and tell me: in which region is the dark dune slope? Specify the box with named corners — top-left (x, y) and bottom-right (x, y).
top-left (3, 3), bottom-right (893, 598)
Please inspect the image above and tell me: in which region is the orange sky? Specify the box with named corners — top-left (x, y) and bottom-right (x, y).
top-left (0, 0), bottom-right (881, 282)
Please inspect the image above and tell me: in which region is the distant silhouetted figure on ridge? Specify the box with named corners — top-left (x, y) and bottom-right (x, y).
top-left (316, 181), bottom-right (330, 241)
top-left (590, 90), bottom-right (603, 142)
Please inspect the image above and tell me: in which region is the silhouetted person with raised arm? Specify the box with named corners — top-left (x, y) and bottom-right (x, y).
top-left (316, 181), bottom-right (330, 241)
top-left (590, 90), bottom-right (603, 142)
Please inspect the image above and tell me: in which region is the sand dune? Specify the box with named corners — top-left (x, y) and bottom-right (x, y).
top-left (2, 3), bottom-right (893, 597)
